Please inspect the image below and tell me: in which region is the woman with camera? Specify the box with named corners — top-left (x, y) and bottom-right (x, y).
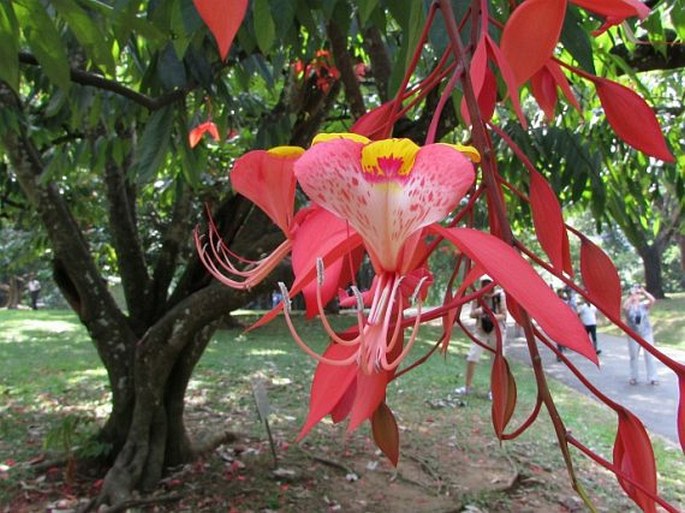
top-left (623, 284), bottom-right (658, 386)
top-left (455, 276), bottom-right (508, 397)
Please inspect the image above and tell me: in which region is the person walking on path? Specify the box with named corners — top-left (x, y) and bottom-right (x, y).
top-left (577, 298), bottom-right (601, 355)
top-left (455, 276), bottom-right (508, 397)
top-left (623, 284), bottom-right (659, 385)
top-left (27, 275), bottom-right (41, 310)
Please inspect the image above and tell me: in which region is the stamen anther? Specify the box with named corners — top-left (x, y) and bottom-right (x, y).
top-left (278, 282), bottom-right (292, 313)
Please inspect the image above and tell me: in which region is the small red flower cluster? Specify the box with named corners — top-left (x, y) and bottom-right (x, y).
top-left (293, 50), bottom-right (341, 93)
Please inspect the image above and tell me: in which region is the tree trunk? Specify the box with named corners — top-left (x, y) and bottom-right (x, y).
top-left (639, 244), bottom-right (665, 299)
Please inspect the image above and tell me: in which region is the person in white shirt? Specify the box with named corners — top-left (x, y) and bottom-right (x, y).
top-left (577, 299), bottom-right (600, 355)
top-left (27, 276), bottom-right (41, 310)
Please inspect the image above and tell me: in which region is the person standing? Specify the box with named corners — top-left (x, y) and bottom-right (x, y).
top-left (623, 284), bottom-right (658, 385)
top-left (27, 275), bottom-right (41, 310)
top-left (455, 276), bottom-right (508, 396)
top-left (577, 299), bottom-right (600, 355)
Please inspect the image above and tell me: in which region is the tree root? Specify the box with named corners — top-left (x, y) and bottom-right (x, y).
top-left (297, 446), bottom-right (357, 476)
top-left (192, 429), bottom-right (241, 456)
top-left (99, 493), bottom-right (183, 513)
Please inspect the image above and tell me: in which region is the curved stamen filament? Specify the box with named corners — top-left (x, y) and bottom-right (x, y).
top-left (278, 282), bottom-right (359, 367)
top-left (383, 277), bottom-right (429, 371)
top-left (196, 229), bottom-right (292, 290)
top-left (315, 258), bottom-right (364, 347)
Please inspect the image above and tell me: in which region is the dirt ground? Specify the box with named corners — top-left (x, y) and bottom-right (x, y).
top-left (3, 387), bottom-right (624, 513)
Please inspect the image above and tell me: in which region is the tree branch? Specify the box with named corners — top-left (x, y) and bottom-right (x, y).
top-left (328, 19), bottom-right (366, 119)
top-left (18, 51), bottom-right (188, 111)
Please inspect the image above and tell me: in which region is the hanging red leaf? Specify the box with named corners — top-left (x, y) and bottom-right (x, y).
top-left (189, 121), bottom-right (220, 148)
top-left (371, 402), bottom-right (400, 466)
top-left (594, 77), bottom-right (674, 162)
top-left (500, 0), bottom-right (568, 86)
top-left (579, 234), bottom-right (622, 319)
top-left (193, 0), bottom-right (248, 61)
top-left (432, 226), bottom-right (597, 363)
top-left (491, 355), bottom-right (517, 438)
top-left (529, 170), bottom-right (573, 275)
top-left (613, 409), bottom-right (658, 513)
top-left (571, 0), bottom-right (650, 23)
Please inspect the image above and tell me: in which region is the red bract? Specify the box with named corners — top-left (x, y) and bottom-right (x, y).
top-left (189, 121), bottom-right (220, 148)
top-left (529, 169), bottom-right (572, 275)
top-left (571, 0), bottom-right (650, 33)
top-left (500, 0), bottom-right (567, 87)
top-left (433, 226), bottom-right (598, 363)
top-left (579, 234), bottom-right (622, 319)
top-left (350, 101), bottom-right (398, 140)
top-left (530, 62), bottom-right (581, 121)
top-left (192, 0), bottom-right (248, 61)
top-left (613, 409), bottom-right (658, 513)
top-left (463, 34), bottom-right (526, 128)
top-left (491, 354), bottom-right (517, 438)
top-left (593, 77), bottom-right (674, 162)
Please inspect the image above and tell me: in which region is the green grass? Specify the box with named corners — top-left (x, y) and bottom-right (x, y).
top-left (1, 308), bottom-right (683, 510)
top-left (600, 291), bottom-right (685, 350)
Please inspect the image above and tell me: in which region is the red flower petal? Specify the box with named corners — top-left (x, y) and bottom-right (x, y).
top-left (613, 409), bottom-right (658, 513)
top-left (500, 0), bottom-right (568, 86)
top-left (594, 77), bottom-right (674, 162)
top-left (530, 169), bottom-right (572, 275)
top-left (188, 121), bottom-right (220, 148)
top-left (230, 149), bottom-right (299, 234)
top-left (297, 342), bottom-right (358, 440)
top-left (371, 402), bottom-right (400, 466)
top-left (291, 208), bottom-right (363, 317)
top-left (433, 226), bottom-right (597, 363)
top-left (579, 234), bottom-right (621, 319)
top-left (347, 367), bottom-right (391, 432)
top-left (193, 0), bottom-right (248, 61)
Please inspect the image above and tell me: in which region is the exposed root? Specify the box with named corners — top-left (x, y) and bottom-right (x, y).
top-left (99, 493), bottom-right (183, 513)
top-left (192, 429), bottom-right (241, 457)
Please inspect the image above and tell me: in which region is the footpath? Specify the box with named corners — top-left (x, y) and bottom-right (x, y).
top-left (506, 329), bottom-right (683, 446)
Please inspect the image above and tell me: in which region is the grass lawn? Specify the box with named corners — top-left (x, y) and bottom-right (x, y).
top-left (1, 307), bottom-right (683, 511)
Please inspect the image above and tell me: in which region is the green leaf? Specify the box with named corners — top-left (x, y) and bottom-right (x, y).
top-left (0, 0), bottom-right (19, 91)
top-left (253, 0), bottom-right (275, 54)
top-left (14, 0), bottom-right (71, 90)
top-left (50, 0), bottom-right (116, 75)
top-left (672, 0), bottom-right (685, 40)
top-left (560, 5), bottom-right (596, 74)
top-left (357, 0), bottom-right (379, 26)
top-left (132, 106), bottom-right (174, 185)
top-left (387, 0), bottom-right (424, 96)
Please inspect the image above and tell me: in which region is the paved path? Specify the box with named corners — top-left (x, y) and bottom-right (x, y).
top-left (506, 330), bottom-right (683, 446)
